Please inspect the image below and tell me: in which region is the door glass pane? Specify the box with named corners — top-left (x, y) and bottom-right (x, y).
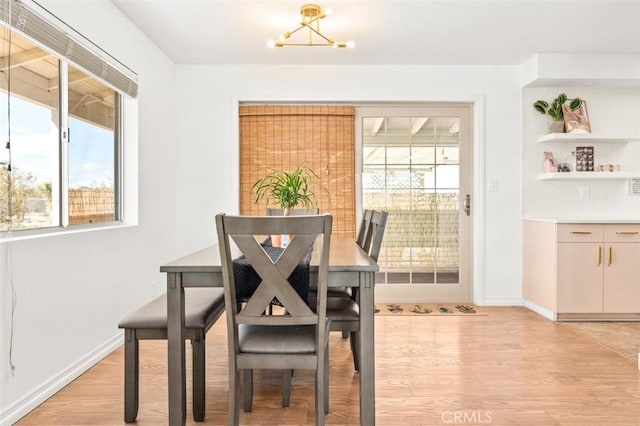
top-left (362, 115), bottom-right (461, 285)
top-left (0, 31), bottom-right (60, 231)
top-left (68, 65), bottom-right (117, 225)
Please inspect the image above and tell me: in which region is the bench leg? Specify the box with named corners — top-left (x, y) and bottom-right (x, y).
top-left (123, 329), bottom-right (139, 423)
top-left (192, 332), bottom-right (206, 422)
top-left (243, 370), bottom-right (253, 412)
top-left (282, 369), bottom-right (293, 407)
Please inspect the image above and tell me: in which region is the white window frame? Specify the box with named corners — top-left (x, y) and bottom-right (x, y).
top-left (0, 0), bottom-right (138, 241)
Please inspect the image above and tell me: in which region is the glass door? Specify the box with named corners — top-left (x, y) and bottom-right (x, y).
top-left (357, 105), bottom-right (473, 302)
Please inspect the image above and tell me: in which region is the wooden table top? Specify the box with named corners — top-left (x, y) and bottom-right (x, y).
top-left (160, 235), bottom-right (378, 274)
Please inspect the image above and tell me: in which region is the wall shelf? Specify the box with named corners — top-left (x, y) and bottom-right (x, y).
top-left (538, 172), bottom-right (639, 181)
top-left (538, 133), bottom-right (640, 143)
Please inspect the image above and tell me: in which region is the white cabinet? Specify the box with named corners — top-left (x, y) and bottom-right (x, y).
top-left (536, 133), bottom-right (640, 181)
top-left (523, 221), bottom-right (640, 320)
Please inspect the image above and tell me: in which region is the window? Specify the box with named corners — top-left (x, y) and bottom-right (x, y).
top-left (0, 0), bottom-right (136, 233)
top-left (362, 114), bottom-right (462, 285)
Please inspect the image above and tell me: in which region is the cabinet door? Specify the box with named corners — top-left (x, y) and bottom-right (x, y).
top-left (557, 243), bottom-right (603, 313)
top-left (603, 243), bottom-right (640, 313)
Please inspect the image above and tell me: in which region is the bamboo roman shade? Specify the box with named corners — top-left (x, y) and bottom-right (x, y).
top-left (0, 0), bottom-right (138, 97)
top-left (239, 105), bottom-right (355, 237)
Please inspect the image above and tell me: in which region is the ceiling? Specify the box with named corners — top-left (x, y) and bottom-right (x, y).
top-left (110, 0), bottom-right (640, 66)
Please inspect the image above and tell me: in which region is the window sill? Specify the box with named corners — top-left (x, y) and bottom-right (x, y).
top-left (0, 221), bottom-right (137, 244)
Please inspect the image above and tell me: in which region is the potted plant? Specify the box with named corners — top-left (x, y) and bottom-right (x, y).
top-left (533, 93), bottom-right (583, 133)
top-left (252, 164), bottom-right (325, 215)
top-left (252, 164), bottom-right (326, 246)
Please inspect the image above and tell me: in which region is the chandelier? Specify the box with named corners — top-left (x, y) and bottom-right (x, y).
top-left (268, 4), bottom-right (355, 48)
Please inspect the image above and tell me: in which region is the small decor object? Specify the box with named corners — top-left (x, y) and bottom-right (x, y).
top-left (562, 101), bottom-right (591, 134)
top-left (598, 164), bottom-right (620, 172)
top-left (575, 146), bottom-right (594, 172)
top-left (543, 151), bottom-right (558, 173)
top-left (561, 150), bottom-right (577, 172)
top-left (533, 93), bottom-right (583, 133)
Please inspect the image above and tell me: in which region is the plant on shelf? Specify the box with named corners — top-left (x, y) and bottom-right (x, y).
top-left (533, 93), bottom-right (583, 132)
top-left (252, 164), bottom-right (326, 216)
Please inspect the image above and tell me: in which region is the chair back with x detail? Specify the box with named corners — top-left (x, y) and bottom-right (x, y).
top-left (215, 214), bottom-right (332, 426)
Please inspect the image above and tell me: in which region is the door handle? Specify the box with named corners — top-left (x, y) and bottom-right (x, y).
top-left (597, 246), bottom-right (602, 266)
top-left (608, 246), bottom-right (612, 267)
top-left (463, 194), bottom-right (471, 216)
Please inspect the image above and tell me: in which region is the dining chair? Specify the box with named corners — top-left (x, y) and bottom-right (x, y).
top-left (332, 208), bottom-right (373, 338)
top-left (215, 213), bottom-right (333, 426)
top-left (117, 288), bottom-right (225, 422)
top-left (356, 209), bottom-right (374, 249)
top-left (310, 210), bottom-right (388, 371)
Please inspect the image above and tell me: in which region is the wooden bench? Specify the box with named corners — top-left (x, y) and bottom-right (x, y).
top-left (118, 288), bottom-right (225, 422)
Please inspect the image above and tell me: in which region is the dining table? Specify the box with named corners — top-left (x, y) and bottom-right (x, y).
top-left (160, 235), bottom-right (378, 425)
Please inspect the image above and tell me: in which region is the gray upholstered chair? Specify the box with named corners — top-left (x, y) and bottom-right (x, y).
top-left (117, 288), bottom-right (225, 423)
top-left (356, 209), bottom-right (374, 249)
top-left (215, 213), bottom-right (332, 425)
top-left (310, 210), bottom-right (388, 371)
top-left (333, 208), bottom-right (373, 338)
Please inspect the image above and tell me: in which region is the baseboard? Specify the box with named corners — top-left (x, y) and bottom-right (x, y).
top-left (523, 299), bottom-right (557, 321)
top-left (0, 332), bottom-right (122, 426)
top-left (481, 296), bottom-right (524, 306)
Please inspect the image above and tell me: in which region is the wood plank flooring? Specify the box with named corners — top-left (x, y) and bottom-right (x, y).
top-left (17, 307), bottom-right (640, 425)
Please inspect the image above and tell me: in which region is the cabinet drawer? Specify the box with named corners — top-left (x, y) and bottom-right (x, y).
top-left (604, 224), bottom-right (640, 242)
top-left (557, 224), bottom-right (603, 243)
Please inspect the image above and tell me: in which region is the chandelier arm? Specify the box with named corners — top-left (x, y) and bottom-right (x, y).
top-left (285, 24), bottom-right (306, 38)
top-left (306, 25), bottom-right (333, 44)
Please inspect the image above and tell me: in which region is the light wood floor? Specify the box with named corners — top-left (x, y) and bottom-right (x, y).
top-left (17, 307), bottom-right (640, 425)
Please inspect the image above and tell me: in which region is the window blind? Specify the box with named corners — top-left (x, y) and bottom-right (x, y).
top-left (0, 0), bottom-right (138, 98)
top-left (239, 104), bottom-right (356, 238)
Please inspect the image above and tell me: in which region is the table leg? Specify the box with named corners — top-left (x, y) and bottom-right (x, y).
top-left (167, 272), bottom-right (186, 425)
top-left (359, 271), bottom-right (376, 425)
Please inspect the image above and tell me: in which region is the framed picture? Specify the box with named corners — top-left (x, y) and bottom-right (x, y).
top-left (575, 146), bottom-right (594, 172)
top-left (563, 101), bottom-right (591, 134)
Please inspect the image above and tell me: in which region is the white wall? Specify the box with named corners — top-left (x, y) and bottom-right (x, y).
top-left (0, 1), bottom-right (180, 423)
top-left (173, 64), bottom-right (524, 305)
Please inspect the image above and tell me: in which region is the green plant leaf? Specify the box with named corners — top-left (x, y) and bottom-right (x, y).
top-left (569, 98), bottom-right (582, 110)
top-left (533, 100), bottom-right (548, 114)
top-left (251, 164), bottom-right (328, 211)
top-left (555, 93), bottom-right (567, 104)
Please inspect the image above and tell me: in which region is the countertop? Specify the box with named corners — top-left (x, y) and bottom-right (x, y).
top-left (523, 217), bottom-right (640, 224)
